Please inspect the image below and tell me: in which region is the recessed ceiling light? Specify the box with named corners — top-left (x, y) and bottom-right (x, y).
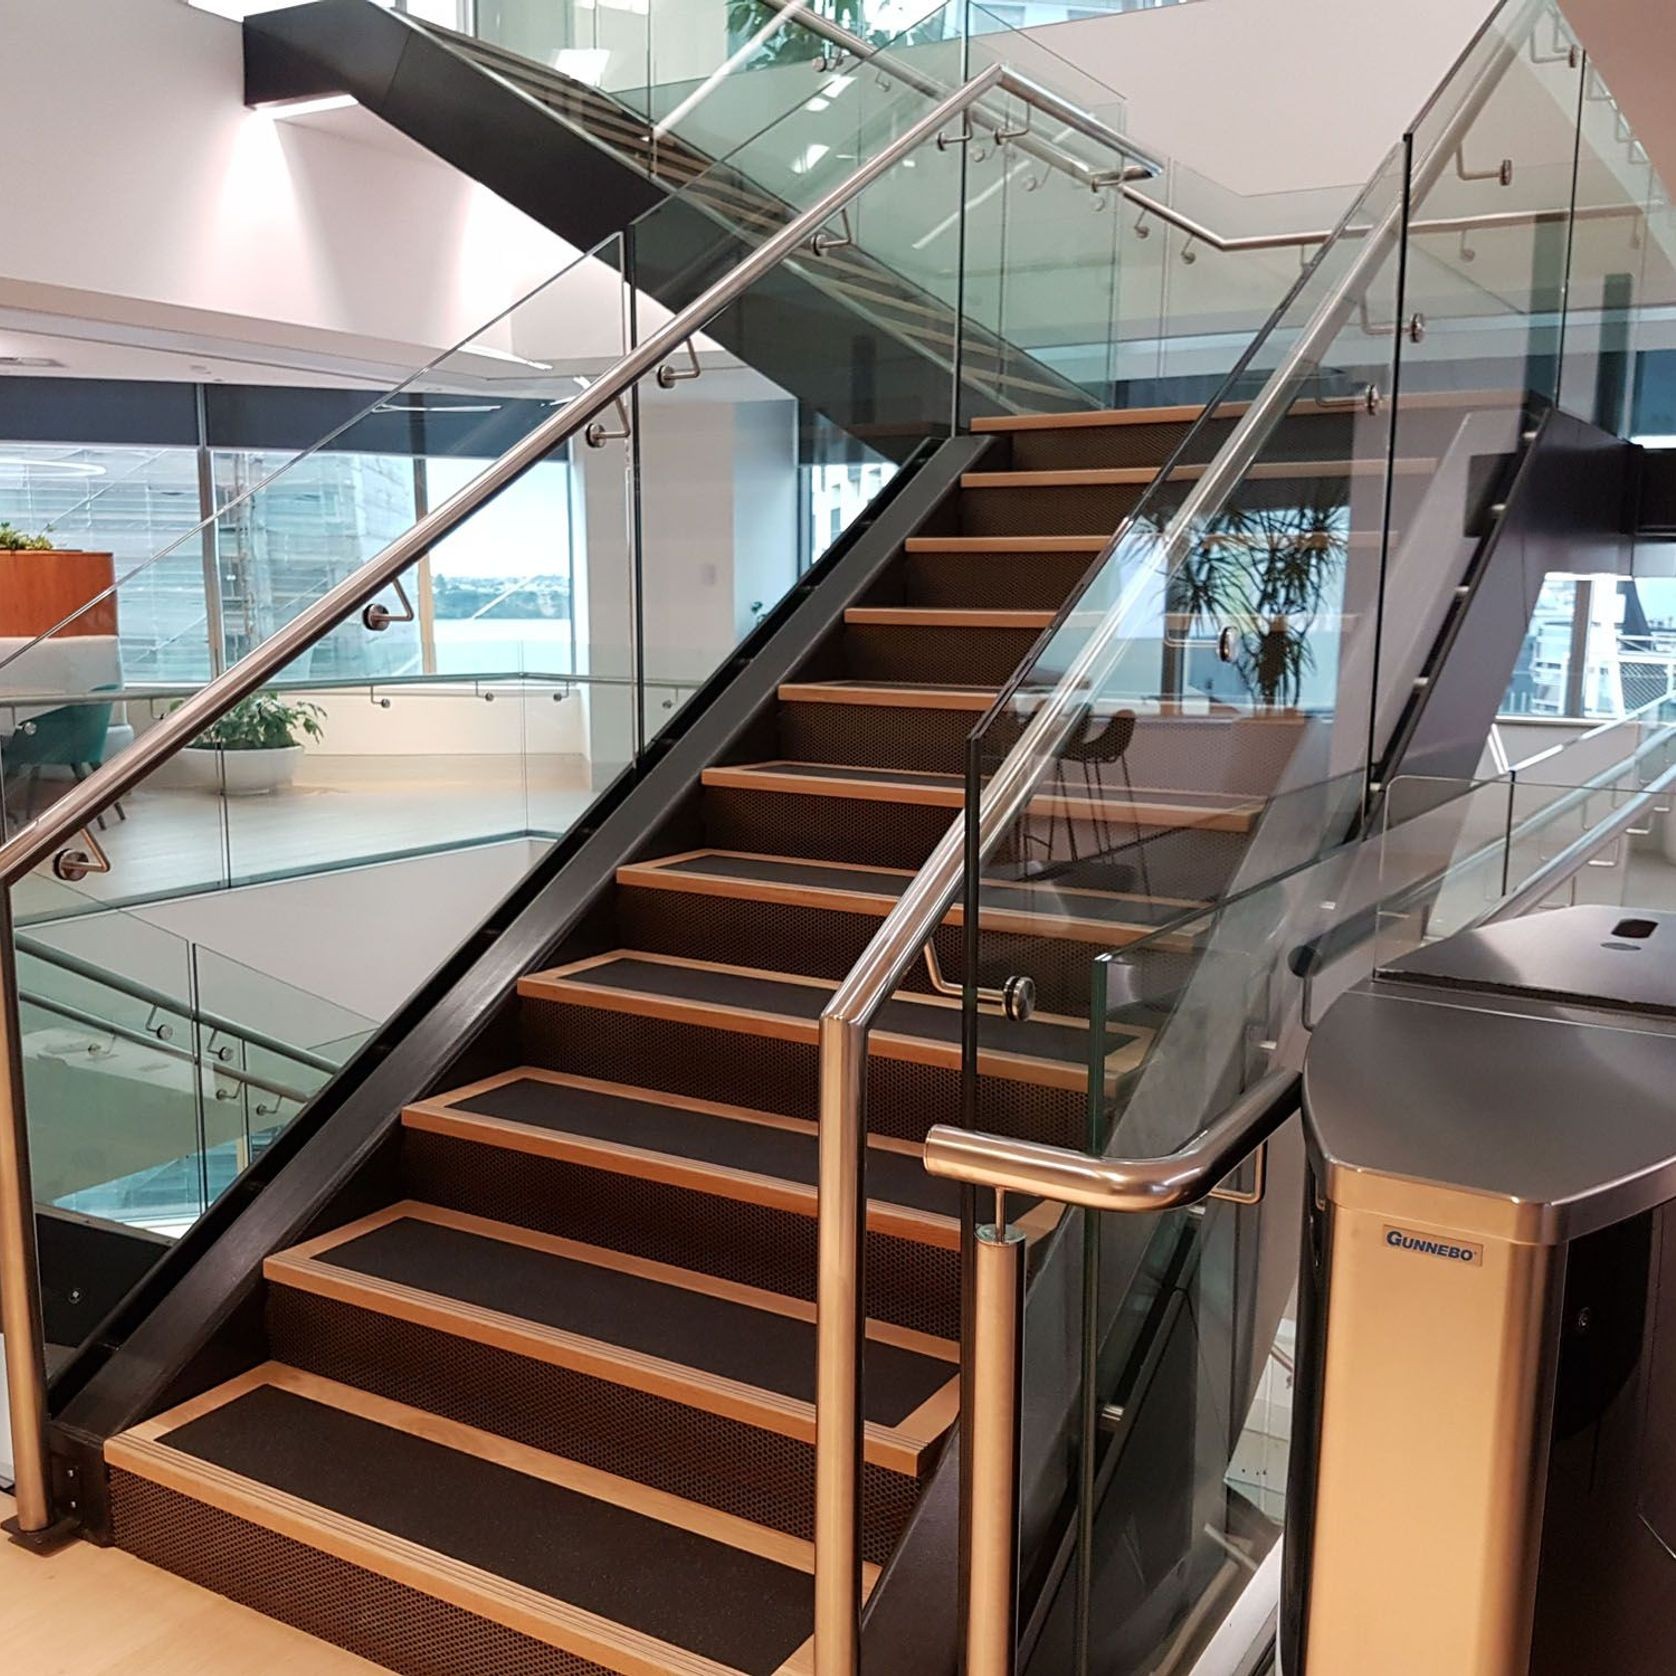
top-left (0, 355), bottom-right (66, 369)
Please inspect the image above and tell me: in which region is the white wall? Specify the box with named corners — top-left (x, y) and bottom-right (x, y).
top-left (0, 0), bottom-right (575, 369)
top-left (30, 838), bottom-right (549, 1029)
top-left (1026, 0), bottom-right (1489, 201)
top-left (572, 388), bottom-right (800, 765)
top-left (1562, 0), bottom-right (1676, 191)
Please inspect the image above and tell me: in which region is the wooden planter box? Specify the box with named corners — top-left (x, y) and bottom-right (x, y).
top-left (0, 549), bottom-right (117, 638)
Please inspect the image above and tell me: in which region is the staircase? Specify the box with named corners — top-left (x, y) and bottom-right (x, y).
top-left (101, 401), bottom-right (1386, 1675)
top-left (419, 24), bottom-right (1081, 414)
top-left (242, 3), bottom-right (1102, 430)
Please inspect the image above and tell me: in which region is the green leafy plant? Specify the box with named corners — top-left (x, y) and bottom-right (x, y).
top-left (1167, 485), bottom-right (1350, 709)
top-left (0, 522), bottom-right (54, 552)
top-left (724, 0), bottom-right (948, 67)
top-left (180, 693), bottom-right (326, 752)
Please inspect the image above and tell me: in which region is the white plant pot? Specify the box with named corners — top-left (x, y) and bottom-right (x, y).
top-left (178, 744), bottom-right (305, 796)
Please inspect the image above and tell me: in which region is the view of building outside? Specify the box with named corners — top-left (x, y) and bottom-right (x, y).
top-left (0, 416), bottom-right (886, 692)
top-left (0, 443), bottom-right (211, 679)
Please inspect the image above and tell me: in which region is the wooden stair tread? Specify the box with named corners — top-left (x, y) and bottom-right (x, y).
top-left (971, 404), bottom-right (1215, 432)
top-left (701, 761), bottom-right (1263, 832)
top-left (404, 1068), bottom-right (968, 1236)
top-left (968, 389), bottom-right (1522, 431)
top-left (903, 535), bottom-right (1110, 554)
top-left (778, 681), bottom-right (995, 712)
top-left (958, 456), bottom-right (1435, 490)
top-left (617, 849), bottom-right (1203, 949)
top-left (517, 951), bottom-right (1151, 1091)
top-left (267, 1204), bottom-right (955, 1467)
top-left (110, 1364), bottom-right (827, 1676)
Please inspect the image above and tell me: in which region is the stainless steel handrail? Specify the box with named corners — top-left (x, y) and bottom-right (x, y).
top-left (1482, 756), bottom-right (1676, 924)
top-left (0, 668), bottom-right (697, 711)
top-left (0, 63), bottom-right (1009, 1544)
top-left (1292, 716), bottom-right (1676, 984)
top-left (755, 0), bottom-right (1163, 186)
top-left (915, 1070), bottom-right (1299, 1676)
top-left (764, 0), bottom-right (1605, 258)
top-left (14, 936), bottom-right (348, 1078)
top-left (19, 991), bottom-right (316, 1108)
top-left (920, 1068), bottom-right (1302, 1209)
top-left (810, 0), bottom-right (1546, 1668)
top-left (916, 742), bottom-right (1665, 1674)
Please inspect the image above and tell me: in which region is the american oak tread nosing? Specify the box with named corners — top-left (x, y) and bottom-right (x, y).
top-left (110, 1363), bottom-right (867, 1676)
top-left (613, 850), bottom-right (1202, 950)
top-left (515, 949), bottom-right (1152, 1092)
top-left (265, 1202), bottom-right (959, 1472)
top-left (699, 762), bottom-right (1262, 833)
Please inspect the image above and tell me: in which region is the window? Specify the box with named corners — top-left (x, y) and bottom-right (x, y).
top-left (424, 455), bottom-right (578, 675)
top-left (1501, 574), bottom-right (1676, 722)
top-left (0, 443), bottom-right (208, 679)
top-left (212, 448), bottom-right (425, 680)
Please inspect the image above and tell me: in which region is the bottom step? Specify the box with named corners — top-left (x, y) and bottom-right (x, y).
top-left (109, 1364), bottom-right (860, 1676)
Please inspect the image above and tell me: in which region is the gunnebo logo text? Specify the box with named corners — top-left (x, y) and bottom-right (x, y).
top-left (1382, 1226), bottom-right (1482, 1266)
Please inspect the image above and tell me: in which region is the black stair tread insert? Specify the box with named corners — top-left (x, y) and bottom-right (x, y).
top-left (158, 1383), bottom-right (813, 1675)
top-left (316, 1214), bottom-right (952, 1427)
top-left (786, 680), bottom-right (997, 693)
top-left (546, 955), bottom-right (1094, 1065)
top-left (733, 761), bottom-right (952, 787)
top-left (643, 852), bottom-right (1197, 928)
top-left (450, 1075), bottom-right (964, 1219)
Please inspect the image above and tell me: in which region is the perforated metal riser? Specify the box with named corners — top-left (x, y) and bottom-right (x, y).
top-left (111, 1467), bottom-right (616, 1676)
top-left (518, 999), bottom-right (1082, 1147)
top-left (902, 550), bottom-right (1092, 611)
top-left (841, 623), bottom-right (1041, 687)
top-left (618, 889), bottom-right (1094, 1018)
top-left (265, 1289), bottom-right (922, 1565)
top-left (1006, 419), bottom-right (1195, 473)
top-left (703, 785), bottom-right (954, 871)
top-left (400, 1128), bottom-right (960, 1340)
top-left (960, 483), bottom-right (1148, 538)
top-left (779, 702), bottom-right (975, 775)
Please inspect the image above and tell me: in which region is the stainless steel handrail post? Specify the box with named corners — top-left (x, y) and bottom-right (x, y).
top-left (967, 1223), bottom-right (1026, 1676)
top-left (0, 891), bottom-right (53, 1537)
top-left (0, 65), bottom-right (1007, 1546)
top-left (814, 1014), bottom-right (868, 1673)
top-left (927, 1073), bottom-right (1300, 1676)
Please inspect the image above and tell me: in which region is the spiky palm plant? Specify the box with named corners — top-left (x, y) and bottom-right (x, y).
top-left (724, 1), bottom-right (948, 66)
top-left (1169, 484), bottom-right (1350, 710)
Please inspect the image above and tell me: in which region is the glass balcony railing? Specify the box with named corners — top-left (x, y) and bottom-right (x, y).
top-left (2, 34), bottom-right (1165, 1402)
top-left (17, 895), bottom-right (373, 1241)
top-left (416, 0), bottom-right (1384, 410)
top-left (783, 2), bottom-right (1676, 1670)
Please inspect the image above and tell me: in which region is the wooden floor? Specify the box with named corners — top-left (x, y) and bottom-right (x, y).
top-left (9, 754), bottom-right (614, 919)
top-left (0, 1494), bottom-right (381, 1675)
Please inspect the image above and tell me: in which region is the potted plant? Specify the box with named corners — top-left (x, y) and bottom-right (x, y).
top-left (175, 692), bottom-right (326, 796)
top-left (0, 522), bottom-right (54, 551)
